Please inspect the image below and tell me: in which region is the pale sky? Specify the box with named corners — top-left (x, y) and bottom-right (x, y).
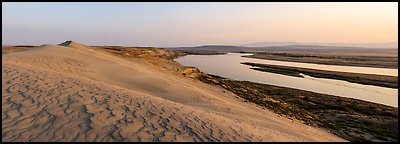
top-left (2, 2), bottom-right (398, 47)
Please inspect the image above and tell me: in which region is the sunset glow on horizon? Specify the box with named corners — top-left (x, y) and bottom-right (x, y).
top-left (2, 2), bottom-right (398, 47)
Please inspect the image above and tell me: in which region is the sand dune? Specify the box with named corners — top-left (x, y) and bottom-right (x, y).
top-left (2, 41), bottom-right (346, 142)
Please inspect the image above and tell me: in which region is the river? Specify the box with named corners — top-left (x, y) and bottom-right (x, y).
top-left (175, 53), bottom-right (398, 107)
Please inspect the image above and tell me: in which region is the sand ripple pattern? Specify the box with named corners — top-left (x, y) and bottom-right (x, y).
top-left (2, 62), bottom-right (264, 142)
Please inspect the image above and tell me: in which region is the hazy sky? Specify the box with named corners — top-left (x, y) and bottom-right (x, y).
top-left (2, 2), bottom-right (398, 47)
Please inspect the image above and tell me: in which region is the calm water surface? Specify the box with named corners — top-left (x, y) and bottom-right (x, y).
top-left (175, 53), bottom-right (398, 107)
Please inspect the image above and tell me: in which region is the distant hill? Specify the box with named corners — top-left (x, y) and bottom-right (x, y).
top-left (170, 44), bottom-right (397, 53)
top-left (169, 41), bottom-right (399, 55)
top-left (171, 45), bottom-right (248, 51)
top-left (240, 42), bottom-right (398, 49)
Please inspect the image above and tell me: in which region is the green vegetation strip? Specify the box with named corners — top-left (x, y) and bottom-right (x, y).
top-left (241, 62), bottom-right (398, 88)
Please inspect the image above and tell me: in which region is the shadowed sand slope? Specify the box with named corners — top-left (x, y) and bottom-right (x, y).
top-left (2, 42), bottom-right (346, 142)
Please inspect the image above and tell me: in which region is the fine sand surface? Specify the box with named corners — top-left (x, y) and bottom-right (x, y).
top-left (2, 42), bottom-right (346, 142)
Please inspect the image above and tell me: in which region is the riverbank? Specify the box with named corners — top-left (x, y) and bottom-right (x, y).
top-left (197, 74), bottom-right (398, 142)
top-left (241, 62), bottom-right (398, 88)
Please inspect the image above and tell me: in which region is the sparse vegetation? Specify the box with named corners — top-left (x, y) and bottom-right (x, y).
top-left (242, 62), bottom-right (398, 88)
top-left (197, 74), bottom-right (398, 142)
